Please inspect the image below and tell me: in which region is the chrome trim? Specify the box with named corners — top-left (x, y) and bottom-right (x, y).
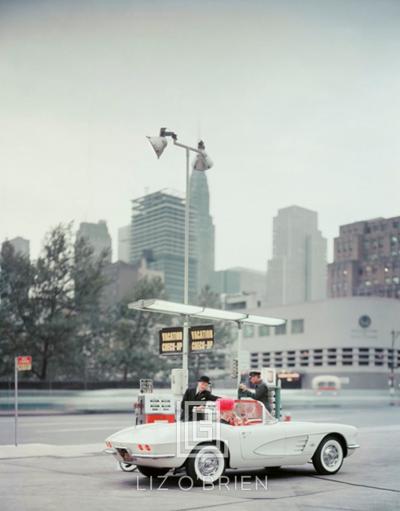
top-left (131, 453), bottom-right (176, 459)
top-left (347, 444), bottom-right (360, 450)
top-left (103, 448), bottom-right (117, 455)
top-left (105, 447), bottom-right (175, 460)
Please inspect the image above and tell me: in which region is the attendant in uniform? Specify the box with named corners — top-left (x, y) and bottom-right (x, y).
top-left (238, 370), bottom-right (271, 413)
top-left (181, 375), bottom-right (219, 421)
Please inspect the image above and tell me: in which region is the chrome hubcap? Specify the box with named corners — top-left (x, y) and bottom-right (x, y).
top-left (322, 442), bottom-right (341, 469)
top-left (198, 451), bottom-right (219, 477)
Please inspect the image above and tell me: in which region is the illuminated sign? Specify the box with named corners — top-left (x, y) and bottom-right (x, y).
top-left (159, 327), bottom-right (183, 355)
top-left (189, 325), bottom-right (214, 352)
top-left (278, 371), bottom-right (300, 381)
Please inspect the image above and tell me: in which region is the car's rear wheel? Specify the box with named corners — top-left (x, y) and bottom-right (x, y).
top-left (186, 443), bottom-right (226, 486)
top-left (312, 435), bottom-right (344, 475)
top-left (119, 462), bottom-right (137, 472)
top-left (137, 465), bottom-right (170, 478)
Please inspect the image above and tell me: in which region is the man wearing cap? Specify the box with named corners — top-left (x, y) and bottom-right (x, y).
top-left (238, 371), bottom-right (271, 413)
top-left (181, 375), bottom-right (219, 421)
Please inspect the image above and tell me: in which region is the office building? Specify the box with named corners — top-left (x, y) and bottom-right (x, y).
top-left (266, 206), bottom-right (327, 306)
top-left (4, 237), bottom-right (30, 258)
top-left (101, 258), bottom-right (163, 309)
top-left (117, 225), bottom-right (131, 263)
top-left (213, 267), bottom-right (266, 305)
top-left (328, 216), bottom-right (400, 299)
top-left (76, 220), bottom-right (112, 262)
top-left (130, 190), bottom-right (198, 302)
top-left (190, 170), bottom-right (215, 291)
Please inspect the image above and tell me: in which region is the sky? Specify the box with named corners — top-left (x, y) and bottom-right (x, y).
top-left (1, 0), bottom-right (400, 271)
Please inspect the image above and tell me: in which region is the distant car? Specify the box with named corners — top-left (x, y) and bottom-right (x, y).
top-left (312, 375), bottom-right (341, 396)
top-left (105, 399), bottom-right (359, 485)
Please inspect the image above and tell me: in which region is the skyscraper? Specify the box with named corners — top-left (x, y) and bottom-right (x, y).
top-left (101, 259), bottom-right (163, 309)
top-left (328, 216), bottom-right (400, 299)
top-left (130, 190), bottom-right (198, 302)
top-left (190, 170), bottom-right (215, 291)
top-left (266, 206), bottom-right (327, 305)
top-left (212, 267), bottom-right (266, 301)
top-left (117, 225), bottom-right (131, 263)
top-left (76, 220), bottom-right (112, 262)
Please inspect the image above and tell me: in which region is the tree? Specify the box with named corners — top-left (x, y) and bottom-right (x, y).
top-left (104, 276), bottom-right (170, 382)
top-left (0, 242), bottom-right (35, 378)
top-left (0, 224), bottom-right (109, 381)
top-left (188, 285), bottom-right (234, 382)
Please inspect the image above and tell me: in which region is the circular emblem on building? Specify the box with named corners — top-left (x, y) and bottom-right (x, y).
top-left (359, 315), bottom-right (371, 329)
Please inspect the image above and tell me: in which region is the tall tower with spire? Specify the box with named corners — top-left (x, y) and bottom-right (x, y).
top-left (190, 170), bottom-right (215, 295)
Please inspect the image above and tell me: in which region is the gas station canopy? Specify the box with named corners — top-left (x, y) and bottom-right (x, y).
top-left (128, 299), bottom-right (286, 327)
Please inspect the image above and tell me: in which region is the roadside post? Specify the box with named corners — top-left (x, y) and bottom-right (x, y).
top-left (14, 355), bottom-right (32, 446)
top-left (389, 330), bottom-right (400, 406)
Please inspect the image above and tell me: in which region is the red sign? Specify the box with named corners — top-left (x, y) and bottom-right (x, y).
top-left (16, 356), bottom-right (32, 371)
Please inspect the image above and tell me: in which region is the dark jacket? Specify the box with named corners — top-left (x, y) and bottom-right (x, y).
top-left (180, 387), bottom-right (219, 421)
top-left (238, 380), bottom-right (271, 412)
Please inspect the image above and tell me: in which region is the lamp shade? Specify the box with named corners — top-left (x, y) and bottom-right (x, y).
top-left (147, 136), bottom-right (168, 158)
top-left (193, 151), bottom-right (213, 171)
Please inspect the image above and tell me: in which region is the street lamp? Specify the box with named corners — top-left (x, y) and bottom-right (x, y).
top-left (147, 128), bottom-right (213, 389)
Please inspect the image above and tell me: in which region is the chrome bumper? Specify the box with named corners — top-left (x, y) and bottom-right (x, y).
top-left (103, 447), bottom-right (175, 460)
top-left (347, 444), bottom-right (360, 450)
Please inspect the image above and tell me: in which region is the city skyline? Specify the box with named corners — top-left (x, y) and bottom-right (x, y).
top-left (2, 0), bottom-right (400, 271)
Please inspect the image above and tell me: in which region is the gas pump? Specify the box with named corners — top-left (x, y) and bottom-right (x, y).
top-left (134, 378), bottom-right (177, 425)
top-left (261, 367), bottom-right (288, 421)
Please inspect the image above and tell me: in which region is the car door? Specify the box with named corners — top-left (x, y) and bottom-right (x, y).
top-left (239, 422), bottom-right (287, 466)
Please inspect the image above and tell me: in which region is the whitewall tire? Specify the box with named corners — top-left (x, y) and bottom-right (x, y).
top-left (312, 436), bottom-right (344, 475)
top-left (186, 444), bottom-right (226, 486)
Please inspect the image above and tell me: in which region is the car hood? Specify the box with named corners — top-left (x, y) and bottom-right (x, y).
top-left (281, 420), bottom-right (357, 438)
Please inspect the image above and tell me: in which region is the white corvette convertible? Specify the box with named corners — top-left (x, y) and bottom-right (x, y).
top-left (105, 398), bottom-right (359, 485)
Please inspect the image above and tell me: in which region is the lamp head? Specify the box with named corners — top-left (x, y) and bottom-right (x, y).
top-left (147, 135), bottom-right (168, 159)
top-left (193, 140), bottom-right (213, 171)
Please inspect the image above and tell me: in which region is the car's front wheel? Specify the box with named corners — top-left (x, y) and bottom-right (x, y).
top-left (186, 443), bottom-right (226, 486)
top-left (312, 435), bottom-right (344, 475)
top-left (137, 465), bottom-right (170, 478)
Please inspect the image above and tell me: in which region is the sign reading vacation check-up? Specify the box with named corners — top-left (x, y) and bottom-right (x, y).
top-left (159, 325), bottom-right (214, 354)
top-left (189, 325), bottom-right (214, 352)
top-left (159, 327), bottom-right (183, 355)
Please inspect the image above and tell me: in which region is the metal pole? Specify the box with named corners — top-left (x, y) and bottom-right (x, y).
top-left (237, 323), bottom-right (243, 387)
top-left (182, 148), bottom-right (190, 390)
top-left (389, 330), bottom-right (399, 405)
top-left (274, 379), bottom-right (281, 420)
top-left (14, 358), bottom-right (18, 447)
top-left (184, 147), bottom-right (190, 306)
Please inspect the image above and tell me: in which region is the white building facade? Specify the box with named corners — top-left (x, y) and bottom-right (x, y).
top-left (241, 297), bottom-right (400, 389)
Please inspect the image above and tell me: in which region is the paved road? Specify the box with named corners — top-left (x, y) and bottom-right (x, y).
top-left (0, 408), bottom-right (399, 511)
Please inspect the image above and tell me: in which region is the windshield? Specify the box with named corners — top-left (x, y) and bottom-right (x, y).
top-left (205, 399), bottom-right (275, 425)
